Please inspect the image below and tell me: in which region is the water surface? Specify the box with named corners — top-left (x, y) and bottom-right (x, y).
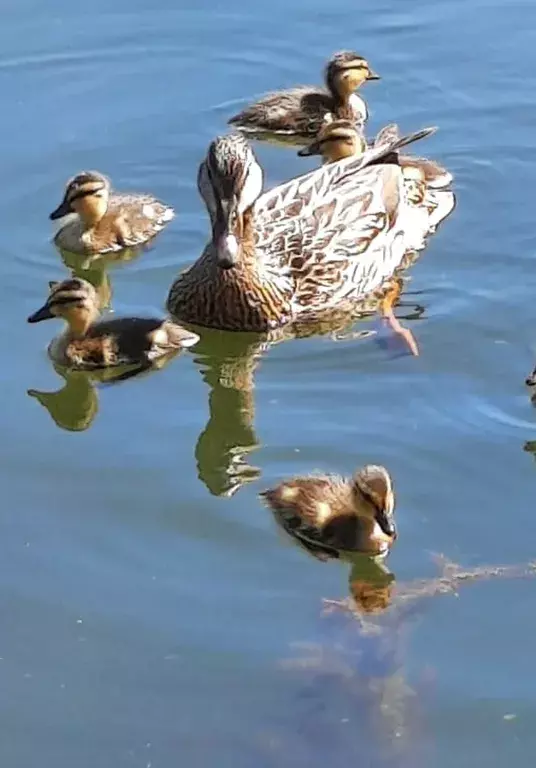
top-left (2, 0), bottom-right (536, 765)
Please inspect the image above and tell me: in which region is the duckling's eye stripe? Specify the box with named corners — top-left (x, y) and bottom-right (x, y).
top-left (49, 296), bottom-right (84, 308)
top-left (339, 62), bottom-right (365, 71)
top-left (68, 186), bottom-right (105, 203)
top-left (321, 134), bottom-right (352, 145)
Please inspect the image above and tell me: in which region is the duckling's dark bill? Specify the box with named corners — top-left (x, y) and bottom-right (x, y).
top-left (28, 304), bottom-right (54, 323)
top-left (375, 509), bottom-right (397, 538)
top-left (49, 199), bottom-right (72, 220)
top-left (297, 143), bottom-right (320, 157)
top-left (366, 70), bottom-right (381, 80)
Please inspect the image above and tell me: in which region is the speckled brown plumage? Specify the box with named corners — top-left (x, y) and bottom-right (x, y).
top-left (260, 466), bottom-right (396, 560)
top-left (167, 127), bottom-right (438, 332)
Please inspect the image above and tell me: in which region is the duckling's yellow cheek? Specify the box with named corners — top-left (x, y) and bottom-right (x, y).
top-left (345, 70), bottom-right (367, 90)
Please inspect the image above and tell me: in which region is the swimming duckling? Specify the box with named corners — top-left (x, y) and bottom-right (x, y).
top-left (260, 464), bottom-right (396, 561)
top-left (228, 51), bottom-right (380, 143)
top-left (28, 277), bottom-right (199, 370)
top-left (50, 171), bottom-right (175, 256)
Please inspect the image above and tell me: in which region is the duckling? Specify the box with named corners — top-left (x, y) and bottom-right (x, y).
top-left (299, 118), bottom-right (453, 188)
top-left (50, 171), bottom-right (175, 256)
top-left (260, 464), bottom-right (396, 561)
top-left (228, 51), bottom-right (380, 143)
top-left (28, 277), bottom-right (199, 370)
top-left (297, 118), bottom-right (368, 161)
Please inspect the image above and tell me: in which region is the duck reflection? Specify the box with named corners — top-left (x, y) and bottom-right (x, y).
top-left (191, 284), bottom-right (426, 498)
top-left (190, 329), bottom-right (267, 497)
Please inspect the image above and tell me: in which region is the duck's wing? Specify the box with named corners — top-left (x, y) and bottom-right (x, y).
top-left (254, 127), bottom-right (437, 313)
top-left (399, 154), bottom-right (453, 188)
top-left (373, 122), bottom-right (401, 147)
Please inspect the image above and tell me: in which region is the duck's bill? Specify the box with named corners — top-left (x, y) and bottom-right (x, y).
top-left (49, 199), bottom-right (72, 220)
top-left (28, 304), bottom-right (54, 323)
top-left (213, 198), bottom-right (241, 269)
top-left (297, 142), bottom-right (321, 157)
top-left (215, 232), bottom-right (239, 269)
top-left (366, 70), bottom-right (381, 81)
top-left (526, 368), bottom-right (536, 387)
top-left (375, 509), bottom-right (397, 538)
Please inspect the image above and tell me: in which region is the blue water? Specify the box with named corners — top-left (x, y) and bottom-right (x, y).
top-left (2, 0), bottom-right (536, 765)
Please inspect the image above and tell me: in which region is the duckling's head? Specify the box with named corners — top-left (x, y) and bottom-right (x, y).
top-left (28, 277), bottom-right (99, 335)
top-left (198, 133), bottom-right (264, 270)
top-left (298, 120), bottom-right (367, 163)
top-left (352, 464), bottom-right (396, 540)
top-left (50, 171), bottom-right (111, 226)
top-left (325, 51), bottom-right (380, 98)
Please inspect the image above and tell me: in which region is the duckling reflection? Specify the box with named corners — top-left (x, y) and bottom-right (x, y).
top-left (348, 556), bottom-right (396, 615)
top-left (27, 357), bottom-right (176, 432)
top-left (191, 329), bottom-right (266, 497)
top-left (59, 251), bottom-right (113, 309)
top-left (28, 367), bottom-right (99, 432)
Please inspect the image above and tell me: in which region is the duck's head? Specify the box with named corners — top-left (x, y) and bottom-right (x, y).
top-left (28, 277), bottom-right (99, 336)
top-left (198, 134), bottom-right (264, 270)
top-left (50, 171), bottom-right (111, 227)
top-left (526, 366), bottom-right (536, 389)
top-left (298, 119), bottom-right (367, 163)
top-left (325, 51), bottom-right (380, 98)
top-left (352, 464), bottom-right (397, 543)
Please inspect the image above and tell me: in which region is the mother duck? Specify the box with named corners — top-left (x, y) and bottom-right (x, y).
top-left (167, 126), bottom-right (439, 332)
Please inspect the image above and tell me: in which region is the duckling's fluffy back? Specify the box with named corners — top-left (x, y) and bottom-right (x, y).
top-left (260, 473), bottom-right (355, 527)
